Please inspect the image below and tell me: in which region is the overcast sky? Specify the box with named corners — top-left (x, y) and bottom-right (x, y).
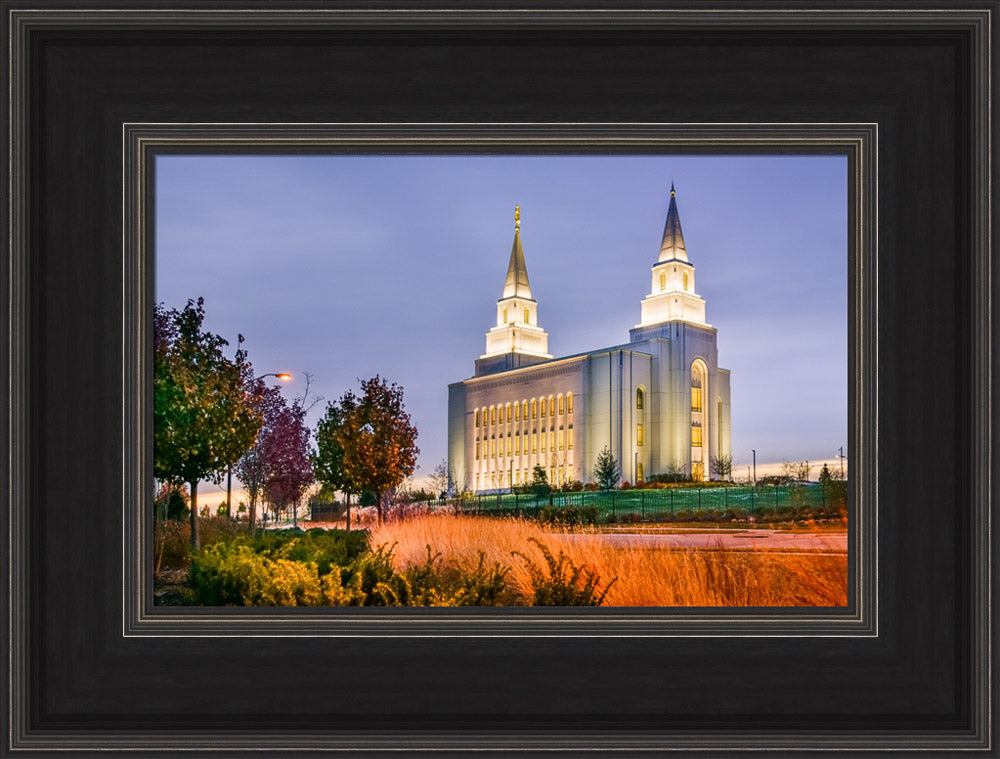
top-left (156, 154), bottom-right (847, 490)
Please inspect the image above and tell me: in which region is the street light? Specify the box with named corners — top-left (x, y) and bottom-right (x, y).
top-left (751, 449), bottom-right (757, 486)
top-left (227, 372), bottom-right (293, 520)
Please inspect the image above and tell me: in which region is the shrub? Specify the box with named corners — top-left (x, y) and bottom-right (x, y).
top-left (186, 535), bottom-right (513, 607)
top-left (537, 505), bottom-right (598, 526)
top-left (513, 538), bottom-right (616, 606)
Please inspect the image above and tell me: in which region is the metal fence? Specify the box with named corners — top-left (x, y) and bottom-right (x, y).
top-left (436, 484), bottom-right (840, 523)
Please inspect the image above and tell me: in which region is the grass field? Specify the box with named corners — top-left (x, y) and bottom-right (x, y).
top-left (369, 514), bottom-right (848, 607)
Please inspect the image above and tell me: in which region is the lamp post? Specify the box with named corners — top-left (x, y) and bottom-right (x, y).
top-left (751, 449), bottom-right (757, 486)
top-left (634, 451), bottom-right (639, 485)
top-left (227, 372), bottom-right (292, 520)
top-left (838, 446), bottom-right (845, 478)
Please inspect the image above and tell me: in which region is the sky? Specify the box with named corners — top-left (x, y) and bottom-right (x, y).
top-left (156, 154), bottom-right (847, 492)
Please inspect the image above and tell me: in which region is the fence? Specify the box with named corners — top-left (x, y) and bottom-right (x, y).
top-left (436, 484), bottom-right (840, 523)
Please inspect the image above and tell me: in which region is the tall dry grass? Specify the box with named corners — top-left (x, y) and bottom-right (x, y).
top-left (369, 513), bottom-right (847, 607)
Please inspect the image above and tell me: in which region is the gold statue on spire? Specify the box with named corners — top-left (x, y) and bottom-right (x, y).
top-left (515, 205), bottom-right (521, 231)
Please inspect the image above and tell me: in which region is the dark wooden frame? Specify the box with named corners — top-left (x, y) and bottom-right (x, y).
top-left (3, 3), bottom-right (994, 756)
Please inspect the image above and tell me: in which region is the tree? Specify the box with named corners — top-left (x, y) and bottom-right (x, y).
top-left (709, 453), bottom-right (733, 481)
top-left (261, 400), bottom-right (315, 528)
top-left (780, 460), bottom-right (812, 482)
top-left (338, 376), bottom-right (419, 525)
top-left (313, 392), bottom-right (360, 530)
top-left (531, 465), bottom-right (551, 498)
top-left (428, 459), bottom-right (450, 498)
top-left (154, 298), bottom-right (261, 548)
top-left (234, 377), bottom-right (286, 530)
top-left (593, 445), bottom-right (619, 491)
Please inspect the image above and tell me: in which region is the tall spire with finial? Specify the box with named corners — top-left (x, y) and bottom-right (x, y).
top-left (658, 183), bottom-right (688, 262)
top-left (502, 204), bottom-right (532, 298)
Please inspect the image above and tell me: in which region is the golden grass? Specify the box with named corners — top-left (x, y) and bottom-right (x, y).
top-left (369, 513), bottom-right (847, 607)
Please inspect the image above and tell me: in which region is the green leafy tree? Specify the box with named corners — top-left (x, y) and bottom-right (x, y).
top-left (154, 298), bottom-right (262, 548)
top-left (531, 465), bottom-right (551, 498)
top-left (339, 376), bottom-right (419, 525)
top-left (593, 445), bottom-right (619, 491)
top-left (313, 392), bottom-right (360, 530)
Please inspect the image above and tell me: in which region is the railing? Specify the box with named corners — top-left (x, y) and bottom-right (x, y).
top-left (431, 484), bottom-right (842, 523)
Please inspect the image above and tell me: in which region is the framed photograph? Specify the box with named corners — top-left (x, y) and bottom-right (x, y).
top-left (4, 3), bottom-right (994, 756)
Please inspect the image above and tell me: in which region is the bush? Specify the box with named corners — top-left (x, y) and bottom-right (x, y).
top-left (513, 538), bottom-right (616, 606)
top-left (186, 535), bottom-right (514, 607)
top-left (537, 504), bottom-right (598, 526)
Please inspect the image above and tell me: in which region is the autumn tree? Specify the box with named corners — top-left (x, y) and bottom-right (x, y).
top-left (153, 298), bottom-right (261, 548)
top-left (313, 392), bottom-right (360, 529)
top-left (261, 400), bottom-right (314, 528)
top-left (593, 445), bottom-right (619, 491)
top-left (338, 376), bottom-right (419, 525)
top-left (233, 377), bottom-right (286, 530)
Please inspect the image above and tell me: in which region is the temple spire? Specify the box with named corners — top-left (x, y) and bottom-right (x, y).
top-left (658, 184), bottom-right (688, 262)
top-left (502, 205), bottom-right (532, 298)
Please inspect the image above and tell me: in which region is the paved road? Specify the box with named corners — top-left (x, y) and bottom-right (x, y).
top-left (558, 529), bottom-right (847, 553)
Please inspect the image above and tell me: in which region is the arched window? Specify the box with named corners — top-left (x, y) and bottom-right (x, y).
top-left (498, 405), bottom-right (504, 424)
top-left (637, 424), bottom-right (644, 446)
top-left (514, 401), bottom-right (520, 421)
top-left (475, 409), bottom-right (480, 427)
top-left (682, 271), bottom-right (689, 290)
top-left (475, 441), bottom-right (480, 459)
top-left (558, 394), bottom-right (564, 415)
top-left (531, 399), bottom-right (537, 418)
top-left (659, 271), bottom-right (666, 291)
top-left (490, 406), bottom-right (496, 425)
top-left (567, 392), bottom-right (573, 414)
top-left (540, 398), bottom-right (546, 417)
top-left (636, 387), bottom-right (644, 409)
top-left (523, 307), bottom-right (530, 324)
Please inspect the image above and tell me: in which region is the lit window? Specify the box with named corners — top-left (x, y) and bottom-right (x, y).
top-left (549, 430), bottom-right (555, 451)
top-left (637, 424), bottom-right (644, 446)
top-left (500, 471), bottom-right (504, 486)
top-left (475, 409), bottom-right (480, 427)
top-left (540, 398), bottom-right (546, 417)
top-left (636, 387), bottom-right (644, 409)
top-left (507, 437), bottom-right (512, 457)
top-left (558, 395), bottom-right (564, 414)
top-left (559, 430), bottom-right (564, 450)
top-left (637, 463), bottom-right (644, 481)
top-left (540, 433), bottom-right (546, 453)
top-left (506, 403), bottom-right (511, 423)
top-left (683, 272), bottom-right (689, 290)
top-left (498, 406), bottom-right (504, 424)
top-left (503, 307), bottom-right (508, 323)
top-left (476, 441), bottom-right (480, 459)
top-left (515, 471), bottom-right (520, 485)
top-left (491, 440), bottom-right (496, 458)
top-left (691, 426), bottom-right (702, 447)
top-left (532, 434), bottom-right (537, 454)
top-left (568, 430), bottom-right (573, 450)
top-left (659, 271), bottom-right (666, 291)
top-left (491, 473), bottom-right (496, 486)
top-left (549, 396), bottom-right (555, 417)
top-left (532, 399), bottom-right (537, 418)
top-left (476, 474), bottom-right (480, 490)
top-left (491, 406), bottom-right (496, 425)
top-left (567, 393), bottom-right (573, 414)
top-left (691, 387), bottom-right (702, 412)
top-left (523, 307), bottom-right (530, 323)
top-left (515, 436), bottom-right (520, 455)
top-left (514, 401), bottom-right (520, 421)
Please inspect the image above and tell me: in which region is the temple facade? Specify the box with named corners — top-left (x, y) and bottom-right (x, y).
top-left (447, 188), bottom-right (732, 493)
